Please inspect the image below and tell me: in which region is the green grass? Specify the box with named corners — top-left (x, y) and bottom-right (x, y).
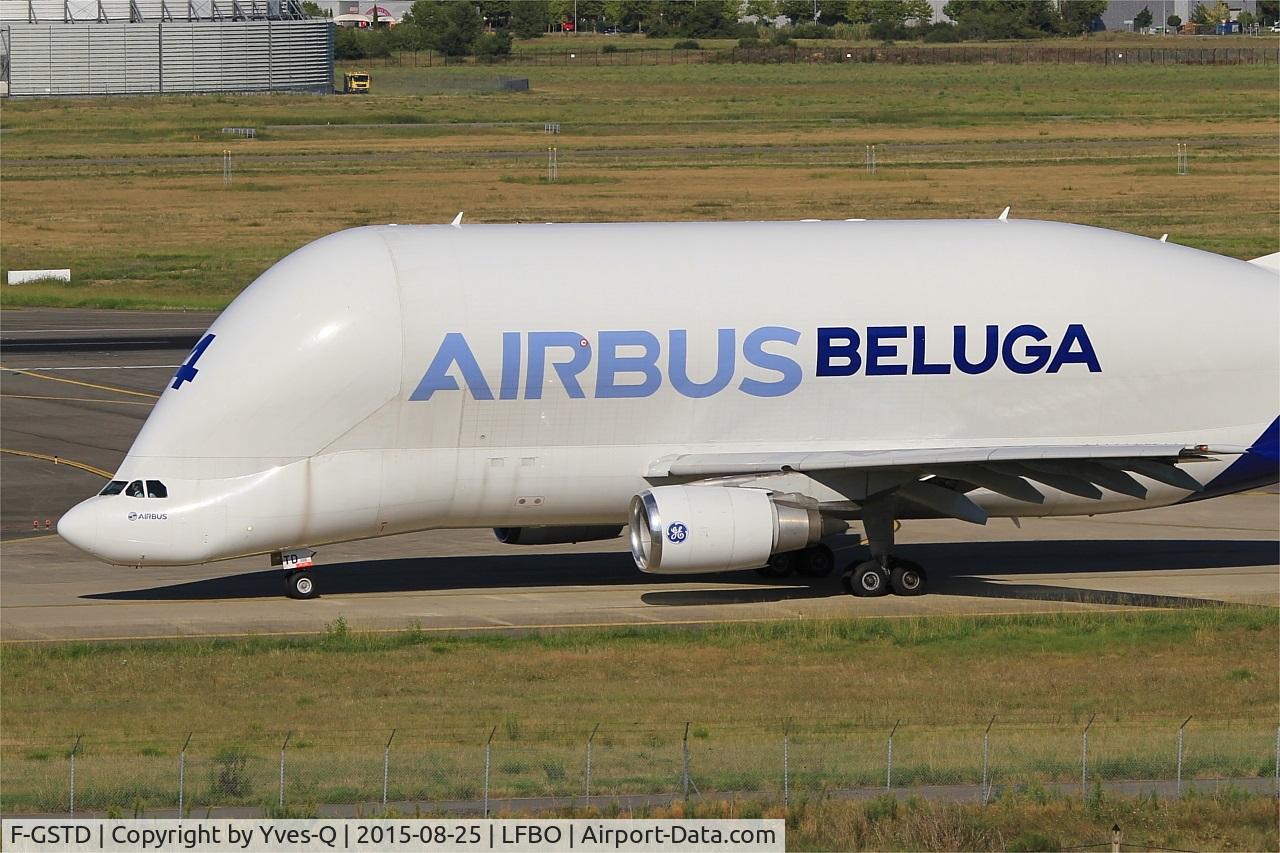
top-left (2, 609), bottom-right (1276, 813)
top-left (754, 789), bottom-right (1278, 851)
top-left (1, 62), bottom-right (1276, 310)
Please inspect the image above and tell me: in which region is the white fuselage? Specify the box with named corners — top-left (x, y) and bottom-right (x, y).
top-left (58, 220), bottom-right (1279, 566)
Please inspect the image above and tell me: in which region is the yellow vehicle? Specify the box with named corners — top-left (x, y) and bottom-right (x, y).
top-left (342, 72), bottom-right (371, 94)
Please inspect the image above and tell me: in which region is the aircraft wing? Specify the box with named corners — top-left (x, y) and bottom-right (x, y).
top-left (647, 444), bottom-right (1226, 524)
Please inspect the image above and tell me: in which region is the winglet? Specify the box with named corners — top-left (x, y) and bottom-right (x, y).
top-left (1159, 233), bottom-right (1168, 243)
top-left (997, 206), bottom-right (1010, 222)
top-left (451, 212), bottom-right (464, 228)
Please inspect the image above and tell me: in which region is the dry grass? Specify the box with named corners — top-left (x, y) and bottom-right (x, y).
top-left (639, 792), bottom-right (1280, 852)
top-left (1, 64), bottom-right (1276, 308)
top-left (1, 609), bottom-right (1275, 811)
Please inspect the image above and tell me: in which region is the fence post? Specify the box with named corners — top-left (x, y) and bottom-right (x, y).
top-left (682, 722), bottom-right (691, 802)
top-left (278, 731), bottom-right (292, 811)
top-left (1273, 725), bottom-right (1279, 800)
top-left (483, 726), bottom-right (496, 818)
top-left (1176, 716), bottom-right (1191, 796)
top-left (782, 719), bottom-right (791, 808)
top-left (585, 723), bottom-right (599, 807)
top-left (1081, 714), bottom-right (1096, 794)
top-left (68, 734), bottom-right (82, 817)
top-left (981, 716), bottom-right (995, 803)
top-left (383, 729), bottom-right (396, 810)
top-left (886, 720), bottom-right (900, 791)
top-left (178, 733), bottom-right (192, 817)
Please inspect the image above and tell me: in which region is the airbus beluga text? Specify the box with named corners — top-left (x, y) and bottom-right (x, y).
top-left (58, 218), bottom-right (1279, 599)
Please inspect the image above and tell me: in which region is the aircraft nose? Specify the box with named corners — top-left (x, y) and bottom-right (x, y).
top-left (57, 499), bottom-right (99, 556)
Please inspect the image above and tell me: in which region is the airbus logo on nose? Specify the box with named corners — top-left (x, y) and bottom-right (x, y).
top-left (128, 512), bottom-right (168, 521)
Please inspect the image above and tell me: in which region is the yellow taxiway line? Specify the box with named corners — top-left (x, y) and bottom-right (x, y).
top-left (0, 534), bottom-right (62, 544)
top-left (0, 364), bottom-right (160, 399)
top-left (1, 394), bottom-right (153, 406)
top-left (0, 448), bottom-right (112, 479)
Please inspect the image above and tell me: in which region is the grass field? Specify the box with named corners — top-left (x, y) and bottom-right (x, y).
top-left (555, 792), bottom-right (1279, 851)
top-left (1, 62), bottom-right (1276, 309)
top-left (2, 609), bottom-right (1276, 814)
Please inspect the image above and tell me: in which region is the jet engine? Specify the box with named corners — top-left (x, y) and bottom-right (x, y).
top-left (628, 485), bottom-right (831, 573)
top-left (493, 525), bottom-right (624, 546)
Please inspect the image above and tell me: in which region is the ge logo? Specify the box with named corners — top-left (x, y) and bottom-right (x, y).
top-left (127, 512), bottom-right (137, 521)
top-left (666, 522), bottom-right (688, 544)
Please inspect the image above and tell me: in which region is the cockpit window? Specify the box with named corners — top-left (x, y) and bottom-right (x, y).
top-left (146, 480), bottom-right (168, 499)
top-left (125, 480), bottom-right (146, 498)
top-left (100, 480), bottom-right (127, 496)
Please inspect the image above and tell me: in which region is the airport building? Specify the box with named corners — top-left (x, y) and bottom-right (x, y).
top-left (0, 0), bottom-right (333, 97)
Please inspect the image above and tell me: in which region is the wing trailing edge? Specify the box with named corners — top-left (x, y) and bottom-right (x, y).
top-left (647, 444), bottom-right (1217, 525)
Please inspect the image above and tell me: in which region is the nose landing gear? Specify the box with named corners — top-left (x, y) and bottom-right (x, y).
top-left (272, 548), bottom-right (318, 599)
top-left (286, 570), bottom-right (317, 599)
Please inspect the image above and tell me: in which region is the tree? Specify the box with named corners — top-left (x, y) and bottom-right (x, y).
top-left (1166, 14), bottom-right (1181, 30)
top-left (866, 0), bottom-right (908, 37)
top-left (815, 0), bottom-right (849, 24)
top-left (511, 0), bottom-right (550, 37)
top-left (1259, 0), bottom-right (1279, 26)
top-left (474, 29), bottom-right (513, 55)
top-left (300, 1), bottom-right (325, 17)
top-left (578, 0), bottom-right (608, 31)
top-left (943, 1), bottom-right (1034, 39)
top-left (443, 1), bottom-right (484, 50)
top-left (411, 1), bottom-right (484, 55)
top-left (605, 0), bottom-right (663, 31)
top-left (548, 0), bottom-right (573, 28)
top-left (778, 0), bottom-right (816, 24)
top-left (685, 0), bottom-right (737, 36)
top-left (902, 0), bottom-right (932, 25)
top-left (1189, 3), bottom-right (1212, 24)
top-left (1238, 10), bottom-right (1255, 28)
top-left (404, 0), bottom-right (448, 32)
top-left (1133, 6), bottom-right (1152, 29)
top-left (1059, 0), bottom-right (1107, 34)
top-left (1025, 0), bottom-right (1062, 34)
top-left (389, 22), bottom-right (429, 50)
top-left (478, 1), bottom-right (511, 29)
top-left (1205, 0), bottom-right (1230, 22)
top-left (744, 0), bottom-right (779, 23)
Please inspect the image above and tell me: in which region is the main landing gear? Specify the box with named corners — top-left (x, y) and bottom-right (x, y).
top-left (756, 543), bottom-right (836, 579)
top-left (841, 557), bottom-right (927, 597)
top-left (839, 496), bottom-right (929, 597)
top-left (273, 548), bottom-right (319, 599)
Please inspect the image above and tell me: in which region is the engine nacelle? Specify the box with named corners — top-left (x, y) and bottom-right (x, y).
top-left (493, 525), bottom-right (624, 546)
top-left (628, 485), bottom-right (826, 574)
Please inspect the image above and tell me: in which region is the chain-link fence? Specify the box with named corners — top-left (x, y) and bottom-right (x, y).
top-left (4, 719), bottom-right (1277, 816)
top-left (348, 44), bottom-right (1280, 69)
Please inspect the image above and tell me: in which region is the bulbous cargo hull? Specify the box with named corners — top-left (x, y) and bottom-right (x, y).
top-left (57, 219), bottom-right (1279, 599)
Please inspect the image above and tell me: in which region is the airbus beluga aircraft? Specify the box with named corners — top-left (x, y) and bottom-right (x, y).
top-left (58, 216), bottom-right (1279, 599)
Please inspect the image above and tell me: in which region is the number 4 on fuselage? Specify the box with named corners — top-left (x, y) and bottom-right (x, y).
top-left (172, 334), bottom-right (216, 390)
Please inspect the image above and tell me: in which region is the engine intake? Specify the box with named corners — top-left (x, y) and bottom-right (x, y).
top-left (628, 485), bottom-right (828, 573)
